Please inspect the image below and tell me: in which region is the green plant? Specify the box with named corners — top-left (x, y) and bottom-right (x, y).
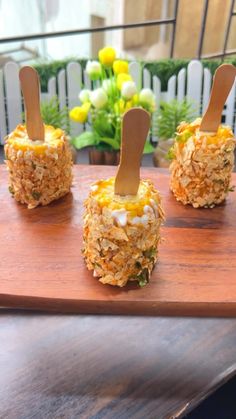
top-left (33, 58), bottom-right (88, 92)
top-left (70, 46), bottom-right (155, 153)
top-left (153, 99), bottom-right (195, 140)
top-left (144, 58), bottom-right (236, 90)
top-left (31, 57), bottom-right (236, 93)
top-left (40, 97), bottom-right (70, 134)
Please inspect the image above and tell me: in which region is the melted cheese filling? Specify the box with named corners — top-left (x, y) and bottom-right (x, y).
top-left (90, 177), bottom-right (158, 218)
top-left (7, 124), bottom-right (64, 154)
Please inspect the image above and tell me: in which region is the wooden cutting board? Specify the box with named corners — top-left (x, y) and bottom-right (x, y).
top-left (0, 165), bottom-right (236, 316)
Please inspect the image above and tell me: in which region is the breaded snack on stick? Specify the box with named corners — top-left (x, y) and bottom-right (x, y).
top-left (4, 124), bottom-right (73, 208)
top-left (83, 177), bottom-right (164, 287)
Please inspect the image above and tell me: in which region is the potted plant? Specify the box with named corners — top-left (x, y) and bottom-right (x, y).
top-left (152, 99), bottom-right (194, 167)
top-left (69, 46), bottom-right (155, 165)
top-left (42, 97), bottom-right (78, 163)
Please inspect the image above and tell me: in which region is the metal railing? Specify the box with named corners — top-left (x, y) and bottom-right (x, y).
top-left (0, 0), bottom-right (235, 61)
top-left (199, 0), bottom-right (236, 60)
top-left (0, 1), bottom-right (180, 58)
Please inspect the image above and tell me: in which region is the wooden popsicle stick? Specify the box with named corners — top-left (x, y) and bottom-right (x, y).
top-left (114, 108), bottom-right (151, 196)
top-left (200, 64), bottom-right (236, 133)
top-left (19, 66), bottom-right (44, 141)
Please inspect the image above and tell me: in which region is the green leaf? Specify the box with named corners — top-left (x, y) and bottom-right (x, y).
top-left (152, 99), bottom-right (196, 140)
top-left (72, 132), bottom-right (99, 150)
top-left (143, 247), bottom-right (156, 258)
top-left (8, 186), bottom-right (14, 195)
top-left (139, 279), bottom-right (149, 287)
top-left (95, 143), bottom-right (113, 151)
top-left (137, 268), bottom-right (149, 287)
top-left (39, 96), bottom-right (70, 134)
top-left (143, 141), bottom-right (155, 154)
top-left (92, 110), bottom-right (115, 138)
top-left (135, 261), bottom-right (142, 269)
top-left (166, 147), bottom-right (175, 160)
top-left (176, 131), bottom-right (192, 143)
top-left (32, 191), bottom-right (41, 200)
top-left (100, 136), bottom-right (120, 150)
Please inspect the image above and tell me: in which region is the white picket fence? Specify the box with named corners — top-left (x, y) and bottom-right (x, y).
top-left (0, 59), bottom-right (236, 145)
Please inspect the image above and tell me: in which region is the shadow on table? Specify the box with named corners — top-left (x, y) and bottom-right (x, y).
top-left (25, 317), bottom-right (230, 401)
top-left (1, 313), bottom-right (236, 419)
top-left (186, 375), bottom-right (236, 419)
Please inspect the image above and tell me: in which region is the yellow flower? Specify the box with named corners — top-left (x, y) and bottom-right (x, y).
top-left (150, 102), bottom-right (156, 113)
top-left (114, 100), bottom-right (121, 114)
top-left (132, 94), bottom-right (139, 105)
top-left (113, 60), bottom-right (129, 75)
top-left (114, 99), bottom-right (132, 114)
top-left (99, 46), bottom-right (116, 66)
top-left (69, 103), bottom-right (90, 123)
top-left (125, 100), bottom-right (132, 112)
top-left (116, 73), bottom-right (132, 90)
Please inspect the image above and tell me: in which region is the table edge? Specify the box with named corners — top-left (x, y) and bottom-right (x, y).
top-left (1, 294), bottom-right (236, 317)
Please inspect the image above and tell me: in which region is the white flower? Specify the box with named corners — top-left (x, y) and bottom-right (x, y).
top-left (90, 88), bottom-right (108, 109)
top-left (79, 89), bottom-right (90, 103)
top-left (121, 81), bottom-right (137, 100)
top-left (86, 60), bottom-right (102, 80)
top-left (102, 79), bottom-right (115, 94)
top-left (139, 88), bottom-right (155, 105)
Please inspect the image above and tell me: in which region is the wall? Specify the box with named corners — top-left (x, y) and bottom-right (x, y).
top-left (122, 0), bottom-right (236, 60)
top-left (0, 0), bottom-right (44, 61)
top-left (0, 0), bottom-right (235, 63)
top-left (174, 0), bottom-right (232, 58)
top-left (0, 0), bottom-right (117, 62)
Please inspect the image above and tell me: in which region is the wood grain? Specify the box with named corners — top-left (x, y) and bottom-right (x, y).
top-left (0, 165), bottom-right (236, 316)
top-left (0, 310), bottom-right (236, 418)
top-left (200, 64), bottom-right (236, 132)
top-left (19, 66), bottom-right (44, 141)
top-left (114, 108), bottom-right (150, 195)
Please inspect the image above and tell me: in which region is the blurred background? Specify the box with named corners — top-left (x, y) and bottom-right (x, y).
top-left (0, 0), bottom-right (236, 168)
top-left (0, 0), bottom-right (236, 64)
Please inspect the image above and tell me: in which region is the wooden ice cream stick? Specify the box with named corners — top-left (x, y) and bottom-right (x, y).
top-left (200, 64), bottom-right (236, 133)
top-left (114, 107), bottom-right (151, 196)
top-left (19, 66), bottom-right (44, 141)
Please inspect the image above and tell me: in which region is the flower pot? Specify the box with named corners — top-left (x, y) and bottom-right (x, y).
top-left (89, 148), bottom-right (120, 165)
top-left (104, 150), bottom-right (120, 165)
top-left (89, 148), bottom-right (105, 165)
top-left (153, 138), bottom-right (174, 168)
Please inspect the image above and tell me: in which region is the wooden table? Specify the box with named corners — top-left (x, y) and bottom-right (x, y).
top-left (0, 310), bottom-right (236, 419)
top-left (1, 165), bottom-right (236, 316)
top-left (1, 165), bottom-right (236, 418)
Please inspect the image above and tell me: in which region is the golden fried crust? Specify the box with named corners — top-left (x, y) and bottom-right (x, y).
top-left (4, 124), bottom-right (73, 208)
top-left (170, 118), bottom-right (235, 208)
top-left (83, 178), bottom-right (165, 287)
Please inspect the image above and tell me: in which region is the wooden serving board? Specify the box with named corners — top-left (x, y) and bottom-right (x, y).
top-left (0, 165), bottom-right (236, 316)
